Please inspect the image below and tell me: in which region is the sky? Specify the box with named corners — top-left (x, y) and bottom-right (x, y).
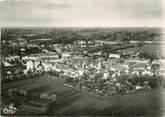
top-left (0, 0), bottom-right (164, 27)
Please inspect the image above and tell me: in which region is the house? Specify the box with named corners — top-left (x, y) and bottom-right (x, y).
top-left (94, 40), bottom-right (123, 45)
top-left (26, 60), bottom-right (34, 71)
top-left (125, 59), bottom-right (150, 64)
top-left (109, 53), bottom-right (120, 59)
top-left (102, 70), bottom-right (110, 79)
top-left (42, 62), bottom-right (53, 72)
top-left (3, 61), bottom-right (13, 67)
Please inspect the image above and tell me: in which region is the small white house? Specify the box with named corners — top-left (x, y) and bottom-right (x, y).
top-left (109, 54), bottom-right (120, 59)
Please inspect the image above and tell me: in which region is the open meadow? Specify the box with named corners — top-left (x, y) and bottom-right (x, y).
top-left (1, 75), bottom-right (165, 116)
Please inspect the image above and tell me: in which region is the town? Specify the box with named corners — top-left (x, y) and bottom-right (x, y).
top-left (1, 27), bottom-right (165, 116)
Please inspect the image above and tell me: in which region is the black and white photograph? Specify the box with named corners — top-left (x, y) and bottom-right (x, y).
top-left (0, 0), bottom-right (165, 116)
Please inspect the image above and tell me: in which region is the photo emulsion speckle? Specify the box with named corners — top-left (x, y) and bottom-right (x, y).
top-left (0, 0), bottom-right (165, 116)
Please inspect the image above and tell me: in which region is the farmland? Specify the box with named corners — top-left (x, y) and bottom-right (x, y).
top-left (1, 75), bottom-right (165, 116)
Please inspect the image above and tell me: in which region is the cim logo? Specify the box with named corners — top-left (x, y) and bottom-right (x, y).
top-left (1, 107), bottom-right (17, 115)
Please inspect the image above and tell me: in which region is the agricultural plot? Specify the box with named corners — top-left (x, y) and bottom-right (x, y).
top-left (1, 75), bottom-right (165, 116)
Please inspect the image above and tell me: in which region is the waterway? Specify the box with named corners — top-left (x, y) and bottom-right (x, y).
top-left (123, 43), bottom-right (165, 57)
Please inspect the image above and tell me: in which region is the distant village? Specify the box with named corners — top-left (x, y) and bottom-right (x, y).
top-left (1, 29), bottom-right (165, 96)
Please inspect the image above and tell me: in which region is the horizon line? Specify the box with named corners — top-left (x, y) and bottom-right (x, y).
top-left (0, 26), bottom-right (163, 29)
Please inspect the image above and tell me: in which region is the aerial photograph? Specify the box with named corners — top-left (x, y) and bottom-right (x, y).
top-left (1, 0), bottom-right (165, 116)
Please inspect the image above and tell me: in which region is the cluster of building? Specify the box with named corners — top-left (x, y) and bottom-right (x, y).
top-left (13, 48), bottom-right (164, 95)
top-left (2, 35), bottom-right (165, 95)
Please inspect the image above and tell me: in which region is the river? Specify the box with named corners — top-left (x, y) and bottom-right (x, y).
top-left (121, 43), bottom-right (165, 57)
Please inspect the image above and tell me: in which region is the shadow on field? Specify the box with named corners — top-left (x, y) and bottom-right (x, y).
top-left (2, 81), bottom-right (33, 91)
top-left (48, 88), bottom-right (165, 116)
top-left (48, 90), bottom-right (82, 115)
top-left (28, 84), bottom-right (53, 96)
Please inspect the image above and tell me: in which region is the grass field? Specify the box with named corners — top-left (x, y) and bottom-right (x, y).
top-left (1, 75), bottom-right (165, 116)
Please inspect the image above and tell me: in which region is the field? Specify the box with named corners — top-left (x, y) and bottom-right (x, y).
top-left (1, 75), bottom-right (165, 116)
